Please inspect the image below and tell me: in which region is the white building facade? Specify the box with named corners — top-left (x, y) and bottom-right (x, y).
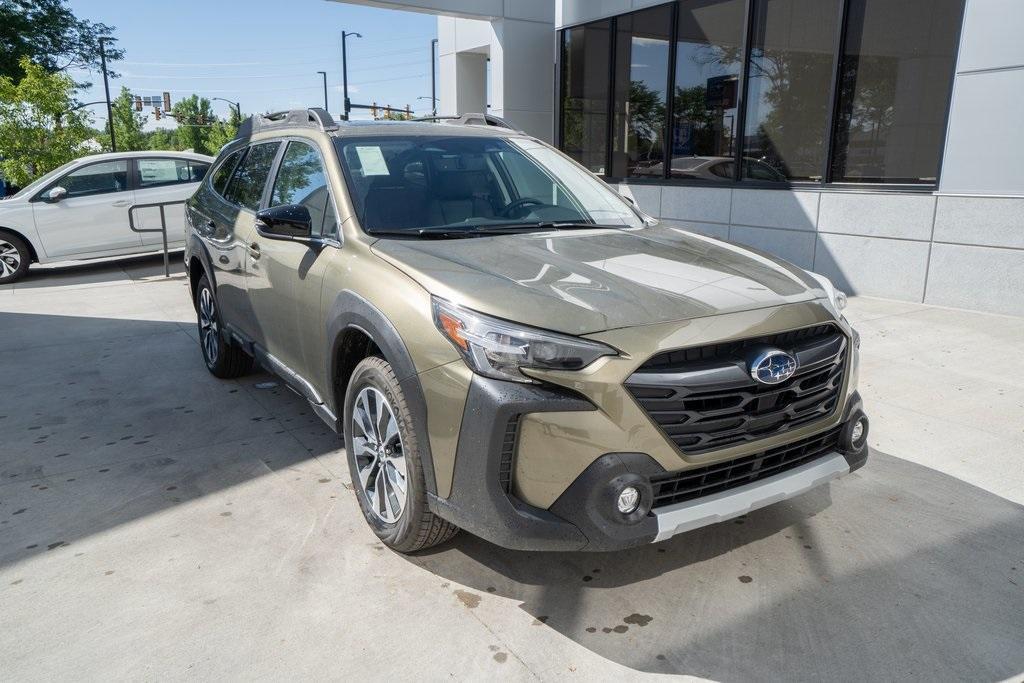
top-left (333, 0), bottom-right (1023, 316)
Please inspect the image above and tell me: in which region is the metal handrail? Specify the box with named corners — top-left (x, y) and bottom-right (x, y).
top-left (127, 200), bottom-right (185, 278)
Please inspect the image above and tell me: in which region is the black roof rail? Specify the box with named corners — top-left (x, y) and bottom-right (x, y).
top-left (235, 107), bottom-right (339, 139)
top-left (413, 113), bottom-right (518, 131)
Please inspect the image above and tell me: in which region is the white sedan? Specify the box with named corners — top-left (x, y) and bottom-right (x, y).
top-left (0, 150), bottom-right (213, 283)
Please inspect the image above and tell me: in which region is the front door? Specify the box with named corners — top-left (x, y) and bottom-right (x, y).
top-left (247, 139), bottom-right (338, 391)
top-left (31, 159), bottom-right (140, 258)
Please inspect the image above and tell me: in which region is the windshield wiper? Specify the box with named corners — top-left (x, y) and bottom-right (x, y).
top-left (367, 222), bottom-right (627, 240)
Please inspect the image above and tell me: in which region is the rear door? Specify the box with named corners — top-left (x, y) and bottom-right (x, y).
top-left (132, 157), bottom-right (211, 247)
top-left (30, 159), bottom-right (140, 258)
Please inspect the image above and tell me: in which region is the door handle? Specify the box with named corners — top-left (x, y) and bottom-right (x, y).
top-left (248, 242), bottom-right (261, 259)
top-left (112, 200), bottom-right (130, 207)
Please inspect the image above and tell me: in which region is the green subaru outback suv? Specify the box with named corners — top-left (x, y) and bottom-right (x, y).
top-left (184, 109), bottom-right (869, 553)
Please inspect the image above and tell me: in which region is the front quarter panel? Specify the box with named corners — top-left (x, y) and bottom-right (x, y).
top-left (0, 199), bottom-right (44, 260)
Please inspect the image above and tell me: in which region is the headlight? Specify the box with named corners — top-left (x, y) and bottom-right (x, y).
top-left (807, 272), bottom-right (847, 313)
top-left (432, 298), bottom-right (616, 383)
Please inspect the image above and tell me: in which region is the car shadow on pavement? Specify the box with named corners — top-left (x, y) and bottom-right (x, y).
top-left (409, 451), bottom-right (1024, 681)
top-left (0, 311), bottom-right (342, 570)
top-left (0, 252), bottom-right (184, 291)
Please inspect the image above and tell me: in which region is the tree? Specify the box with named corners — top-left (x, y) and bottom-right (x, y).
top-left (171, 94), bottom-right (216, 155)
top-left (0, 57), bottom-right (91, 186)
top-left (206, 105), bottom-right (242, 153)
top-left (105, 86), bottom-right (146, 151)
top-left (0, 0), bottom-right (124, 84)
top-left (146, 127), bottom-right (179, 151)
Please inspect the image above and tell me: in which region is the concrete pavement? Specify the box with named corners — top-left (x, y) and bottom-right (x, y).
top-left (1, 255), bottom-right (1022, 681)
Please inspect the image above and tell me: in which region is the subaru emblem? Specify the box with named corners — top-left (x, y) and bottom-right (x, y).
top-left (750, 348), bottom-right (798, 385)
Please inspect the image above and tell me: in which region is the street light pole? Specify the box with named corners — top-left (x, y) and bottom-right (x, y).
top-left (211, 97), bottom-right (241, 120)
top-left (99, 37), bottom-right (116, 152)
top-left (430, 38), bottom-right (438, 117)
top-left (341, 30), bottom-right (362, 121)
top-left (317, 71), bottom-right (328, 111)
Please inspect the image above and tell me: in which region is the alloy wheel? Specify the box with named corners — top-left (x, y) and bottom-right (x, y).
top-left (351, 386), bottom-right (408, 523)
top-left (198, 287), bottom-right (219, 365)
top-left (0, 240), bottom-right (21, 279)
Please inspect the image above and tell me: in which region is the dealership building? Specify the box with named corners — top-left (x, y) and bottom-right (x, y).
top-left (336, 0), bottom-right (1022, 317)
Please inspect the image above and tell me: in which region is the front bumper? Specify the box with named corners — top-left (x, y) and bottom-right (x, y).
top-left (428, 375), bottom-right (869, 552)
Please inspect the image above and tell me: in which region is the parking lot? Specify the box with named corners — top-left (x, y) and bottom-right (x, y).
top-left (1, 255), bottom-right (1022, 681)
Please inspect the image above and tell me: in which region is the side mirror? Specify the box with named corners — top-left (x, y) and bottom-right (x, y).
top-left (255, 204), bottom-right (313, 241)
top-left (44, 186), bottom-right (67, 203)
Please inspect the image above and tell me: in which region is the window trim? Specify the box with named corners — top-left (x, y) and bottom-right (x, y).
top-left (555, 0), bottom-right (966, 191)
top-left (267, 136), bottom-right (344, 245)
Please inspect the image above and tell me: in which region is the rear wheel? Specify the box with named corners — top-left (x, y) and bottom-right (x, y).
top-left (196, 275), bottom-right (253, 378)
top-left (344, 356), bottom-right (458, 552)
top-left (0, 231), bottom-right (31, 284)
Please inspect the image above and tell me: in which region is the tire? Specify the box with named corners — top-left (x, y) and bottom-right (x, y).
top-left (344, 356), bottom-right (458, 553)
top-left (0, 230), bottom-right (31, 284)
top-left (195, 275), bottom-right (253, 379)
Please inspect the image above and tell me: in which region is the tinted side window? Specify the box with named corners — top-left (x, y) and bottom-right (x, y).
top-left (211, 149), bottom-right (244, 196)
top-left (189, 162), bottom-right (210, 181)
top-left (56, 160), bottom-right (129, 198)
top-left (224, 142), bottom-right (280, 211)
top-left (138, 158), bottom-right (201, 188)
top-left (270, 141), bottom-right (333, 236)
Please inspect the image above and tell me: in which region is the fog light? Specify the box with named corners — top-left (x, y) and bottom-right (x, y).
top-left (616, 486), bottom-right (640, 514)
top-left (851, 419), bottom-right (866, 445)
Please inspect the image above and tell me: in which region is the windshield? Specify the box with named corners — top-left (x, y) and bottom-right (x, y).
top-left (335, 135), bottom-right (645, 235)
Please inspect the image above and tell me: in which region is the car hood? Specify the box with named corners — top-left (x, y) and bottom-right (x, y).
top-left (371, 225), bottom-right (825, 335)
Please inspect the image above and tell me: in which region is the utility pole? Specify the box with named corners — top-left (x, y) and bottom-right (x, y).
top-left (99, 37), bottom-right (116, 152)
top-left (317, 71), bottom-right (328, 111)
top-left (211, 97), bottom-right (241, 120)
top-left (430, 38), bottom-right (438, 117)
top-left (341, 30), bottom-right (362, 121)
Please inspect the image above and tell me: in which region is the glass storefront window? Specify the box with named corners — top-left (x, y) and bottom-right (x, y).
top-left (670, 0), bottom-right (746, 182)
top-left (741, 0), bottom-right (840, 182)
top-left (830, 0), bottom-right (962, 183)
top-left (560, 20), bottom-right (612, 174)
top-left (610, 4), bottom-right (673, 178)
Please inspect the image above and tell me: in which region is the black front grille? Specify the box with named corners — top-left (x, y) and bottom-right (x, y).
top-left (627, 324), bottom-right (847, 454)
top-left (649, 427), bottom-right (842, 509)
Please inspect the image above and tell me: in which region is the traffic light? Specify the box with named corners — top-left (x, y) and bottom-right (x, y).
top-left (154, 107), bottom-right (161, 121)
top-left (134, 96), bottom-right (142, 112)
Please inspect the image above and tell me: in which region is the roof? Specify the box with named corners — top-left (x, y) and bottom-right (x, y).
top-left (67, 150), bottom-right (214, 163)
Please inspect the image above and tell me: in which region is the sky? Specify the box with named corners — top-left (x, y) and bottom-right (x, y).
top-left (66, 0), bottom-right (438, 132)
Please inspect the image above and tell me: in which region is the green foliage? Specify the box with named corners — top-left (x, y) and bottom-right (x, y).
top-left (0, 57), bottom-right (92, 186)
top-left (171, 94), bottom-right (216, 155)
top-left (146, 127), bottom-right (179, 151)
top-left (0, 0), bottom-right (124, 85)
top-left (105, 86), bottom-right (146, 151)
top-left (206, 105), bottom-right (241, 153)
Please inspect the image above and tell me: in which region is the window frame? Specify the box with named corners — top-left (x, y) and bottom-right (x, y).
top-left (266, 136), bottom-right (343, 245)
top-left (555, 0), bottom-right (966, 193)
top-left (31, 158), bottom-right (132, 202)
top-left (133, 157), bottom-right (209, 190)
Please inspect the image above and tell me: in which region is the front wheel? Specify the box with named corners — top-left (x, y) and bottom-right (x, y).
top-left (0, 231), bottom-right (31, 284)
top-left (195, 275), bottom-right (253, 379)
top-left (344, 356), bottom-right (458, 552)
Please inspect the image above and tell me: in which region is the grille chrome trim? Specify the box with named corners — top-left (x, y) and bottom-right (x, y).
top-left (626, 324), bottom-right (848, 454)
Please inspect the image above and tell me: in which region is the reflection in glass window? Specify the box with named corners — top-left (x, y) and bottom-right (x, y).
top-left (611, 4), bottom-right (672, 178)
top-left (58, 160), bottom-right (129, 197)
top-left (560, 20), bottom-right (612, 174)
top-left (271, 141), bottom-right (332, 236)
top-left (671, 0), bottom-right (746, 182)
top-left (830, 0), bottom-right (962, 183)
top-left (224, 142), bottom-right (280, 211)
top-left (741, 0), bottom-right (840, 181)
top-left (212, 149), bottom-right (244, 196)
